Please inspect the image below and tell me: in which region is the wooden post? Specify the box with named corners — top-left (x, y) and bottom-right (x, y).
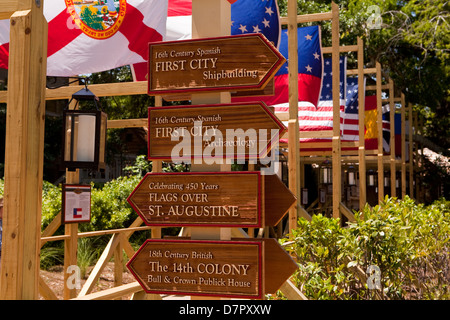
top-left (408, 103), bottom-right (414, 198)
top-left (190, 0), bottom-right (231, 242)
top-left (357, 37), bottom-right (366, 209)
top-left (375, 62), bottom-right (384, 202)
top-left (388, 78), bottom-right (396, 197)
top-left (401, 93), bottom-right (406, 198)
top-left (0, 3), bottom-right (48, 300)
top-left (63, 172), bottom-right (79, 300)
top-left (63, 79), bottom-right (80, 300)
top-left (287, 0), bottom-right (300, 231)
top-left (331, 2), bottom-right (341, 219)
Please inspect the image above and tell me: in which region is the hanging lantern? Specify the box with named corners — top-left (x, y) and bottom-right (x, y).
top-left (62, 87), bottom-right (107, 171)
top-left (320, 162), bottom-right (332, 185)
top-left (367, 169), bottom-right (376, 187)
top-left (348, 165), bottom-right (356, 186)
top-left (384, 170), bottom-right (390, 187)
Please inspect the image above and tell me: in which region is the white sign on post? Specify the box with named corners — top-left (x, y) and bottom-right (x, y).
top-left (62, 184), bottom-right (91, 224)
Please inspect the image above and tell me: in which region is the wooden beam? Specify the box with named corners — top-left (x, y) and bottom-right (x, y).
top-left (280, 280), bottom-right (308, 300)
top-left (346, 68), bottom-right (377, 75)
top-left (0, 4), bottom-right (48, 300)
top-left (376, 62), bottom-right (384, 202)
top-left (280, 12), bottom-right (333, 25)
top-left (107, 118), bottom-right (147, 129)
top-left (331, 1), bottom-right (341, 219)
top-left (408, 103), bottom-right (414, 198)
top-left (357, 37), bottom-right (367, 210)
top-left (339, 202), bottom-right (356, 222)
top-left (401, 93), bottom-right (407, 198)
top-left (389, 78), bottom-right (396, 197)
top-left (287, 0), bottom-right (300, 232)
top-left (322, 44), bottom-right (358, 54)
top-left (78, 233), bottom-right (121, 297)
top-left (0, 81), bottom-right (148, 103)
top-left (73, 282), bottom-right (144, 300)
top-left (0, 0), bottom-right (20, 19)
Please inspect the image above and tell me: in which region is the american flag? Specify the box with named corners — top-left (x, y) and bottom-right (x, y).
top-left (233, 25), bottom-right (323, 108)
top-left (275, 55), bottom-right (347, 148)
top-left (231, 0), bottom-right (281, 48)
top-left (342, 76), bottom-right (364, 141)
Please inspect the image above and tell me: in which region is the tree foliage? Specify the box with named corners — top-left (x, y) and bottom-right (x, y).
top-left (278, 0), bottom-right (449, 149)
top-left (281, 196), bottom-right (450, 300)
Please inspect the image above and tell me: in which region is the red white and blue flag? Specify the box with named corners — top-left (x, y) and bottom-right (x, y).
top-left (132, 0), bottom-right (281, 81)
top-left (275, 55), bottom-right (345, 148)
top-left (0, 0), bottom-right (168, 76)
top-left (343, 76), bottom-right (365, 141)
top-left (73, 208), bottom-right (83, 219)
top-left (231, 0), bottom-right (281, 49)
top-left (232, 25), bottom-right (323, 108)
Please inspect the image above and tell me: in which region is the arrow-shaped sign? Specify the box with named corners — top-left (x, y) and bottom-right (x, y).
top-left (126, 238), bottom-right (298, 299)
top-left (127, 171), bottom-right (296, 228)
top-left (147, 33), bottom-right (286, 95)
top-left (147, 101), bottom-right (285, 161)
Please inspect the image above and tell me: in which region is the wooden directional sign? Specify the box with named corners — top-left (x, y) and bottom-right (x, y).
top-left (126, 238), bottom-right (297, 299)
top-left (147, 33), bottom-right (286, 95)
top-left (147, 101), bottom-right (285, 160)
top-left (127, 171), bottom-right (296, 228)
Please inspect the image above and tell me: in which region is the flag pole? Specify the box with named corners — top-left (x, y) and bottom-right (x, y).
top-left (331, 2), bottom-right (341, 220)
top-left (287, 0), bottom-right (300, 232)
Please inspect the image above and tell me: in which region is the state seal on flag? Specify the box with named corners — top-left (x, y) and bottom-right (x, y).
top-left (65, 0), bottom-right (126, 39)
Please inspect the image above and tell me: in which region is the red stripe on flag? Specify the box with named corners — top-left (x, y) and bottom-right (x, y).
top-left (120, 4), bottom-right (163, 61)
top-left (168, 0), bottom-right (192, 16)
top-left (0, 43), bottom-right (9, 69)
top-left (47, 9), bottom-right (82, 57)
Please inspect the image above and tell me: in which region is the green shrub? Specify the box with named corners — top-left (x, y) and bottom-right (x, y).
top-left (282, 196), bottom-right (450, 300)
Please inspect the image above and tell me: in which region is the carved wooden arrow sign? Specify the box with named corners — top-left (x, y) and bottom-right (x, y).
top-left (126, 238), bottom-right (298, 299)
top-left (147, 101), bottom-right (286, 161)
top-left (127, 171), bottom-right (296, 228)
top-left (147, 33), bottom-right (286, 95)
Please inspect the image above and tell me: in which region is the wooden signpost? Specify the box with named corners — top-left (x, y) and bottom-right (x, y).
top-left (147, 101), bottom-right (286, 160)
top-left (126, 238), bottom-right (298, 299)
top-left (125, 8), bottom-right (298, 299)
top-left (127, 171), bottom-right (296, 228)
top-left (147, 33), bottom-right (286, 95)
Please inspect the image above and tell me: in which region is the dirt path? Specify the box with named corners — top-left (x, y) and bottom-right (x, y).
top-left (39, 262), bottom-right (136, 300)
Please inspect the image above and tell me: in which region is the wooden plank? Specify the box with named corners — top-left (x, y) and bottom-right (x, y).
top-left (0, 5), bottom-right (48, 300)
top-left (357, 37), bottom-right (367, 209)
top-left (287, 0), bottom-right (300, 233)
top-left (63, 81), bottom-right (80, 300)
top-left (376, 62), bottom-right (384, 202)
top-left (147, 102), bottom-right (285, 161)
top-left (78, 233), bottom-right (121, 297)
top-left (147, 34), bottom-right (285, 95)
top-left (346, 68), bottom-right (377, 75)
top-left (389, 78), bottom-right (396, 197)
top-left (280, 280), bottom-right (308, 300)
top-left (408, 103), bottom-right (414, 197)
top-left (107, 119), bottom-right (147, 129)
top-left (331, 1), bottom-right (341, 219)
top-left (40, 212), bottom-right (62, 240)
top-left (0, 81), bottom-right (149, 103)
top-left (339, 202), bottom-right (356, 222)
top-left (73, 282), bottom-right (143, 300)
top-left (401, 93), bottom-right (407, 198)
top-left (321, 44), bottom-right (358, 54)
top-left (38, 275), bottom-right (59, 300)
top-left (280, 12), bottom-right (333, 25)
top-left (127, 239), bottom-right (264, 299)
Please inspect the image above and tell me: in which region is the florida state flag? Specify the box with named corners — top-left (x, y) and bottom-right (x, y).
top-left (0, 0), bottom-right (168, 76)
